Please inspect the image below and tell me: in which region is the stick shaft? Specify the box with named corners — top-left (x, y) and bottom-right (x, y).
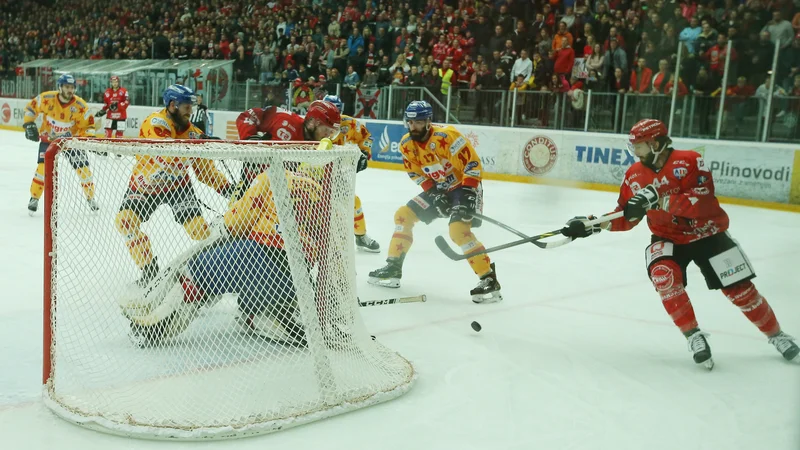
top-left (357, 295), bottom-right (427, 307)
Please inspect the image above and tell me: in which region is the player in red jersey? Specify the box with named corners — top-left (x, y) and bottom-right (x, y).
top-left (231, 101), bottom-right (341, 198)
top-left (561, 119), bottom-right (799, 369)
top-left (95, 75), bottom-right (130, 138)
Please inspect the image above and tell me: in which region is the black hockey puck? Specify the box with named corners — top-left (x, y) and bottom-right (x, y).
top-left (471, 321), bottom-right (482, 332)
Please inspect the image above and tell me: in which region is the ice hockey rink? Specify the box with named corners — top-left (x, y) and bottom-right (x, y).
top-left (0, 128), bottom-right (797, 450)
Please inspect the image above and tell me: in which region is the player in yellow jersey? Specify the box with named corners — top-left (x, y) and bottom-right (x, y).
top-left (114, 85), bottom-right (233, 287)
top-left (368, 101), bottom-right (502, 303)
top-left (126, 168), bottom-right (323, 347)
top-left (322, 95), bottom-right (379, 252)
top-left (23, 74), bottom-right (98, 215)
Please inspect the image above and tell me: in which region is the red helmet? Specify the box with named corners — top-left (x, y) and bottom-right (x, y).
top-left (293, 77), bottom-right (303, 87)
top-left (110, 75), bottom-right (120, 82)
top-left (305, 100), bottom-right (341, 128)
top-left (628, 119), bottom-right (667, 144)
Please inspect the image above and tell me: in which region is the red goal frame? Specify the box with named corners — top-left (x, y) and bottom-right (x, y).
top-left (42, 137), bottom-right (327, 385)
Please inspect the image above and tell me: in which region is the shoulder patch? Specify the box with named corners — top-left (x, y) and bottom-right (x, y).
top-left (150, 116), bottom-right (171, 129)
top-left (449, 136), bottom-right (467, 155)
top-left (433, 131), bottom-right (448, 138)
top-left (400, 134), bottom-right (412, 145)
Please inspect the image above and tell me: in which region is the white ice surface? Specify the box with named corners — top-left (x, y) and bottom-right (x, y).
top-left (0, 129), bottom-right (797, 450)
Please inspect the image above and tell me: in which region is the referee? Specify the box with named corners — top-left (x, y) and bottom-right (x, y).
top-left (190, 93), bottom-right (209, 133)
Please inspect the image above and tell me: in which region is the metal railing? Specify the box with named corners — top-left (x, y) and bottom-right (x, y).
top-left (4, 37), bottom-right (796, 142)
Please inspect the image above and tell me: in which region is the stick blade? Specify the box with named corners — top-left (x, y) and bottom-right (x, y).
top-left (434, 235), bottom-right (466, 261)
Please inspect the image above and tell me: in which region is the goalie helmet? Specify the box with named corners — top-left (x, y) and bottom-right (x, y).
top-left (162, 84), bottom-right (197, 108)
top-left (322, 94), bottom-right (344, 113)
top-left (57, 74), bottom-right (76, 89)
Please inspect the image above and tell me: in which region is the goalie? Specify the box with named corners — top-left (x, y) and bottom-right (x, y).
top-left (125, 168), bottom-right (323, 347)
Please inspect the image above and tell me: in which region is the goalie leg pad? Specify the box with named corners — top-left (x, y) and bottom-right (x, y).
top-left (128, 282), bottom-right (200, 346)
top-left (387, 205), bottom-right (419, 259)
top-left (188, 239), bottom-right (296, 315)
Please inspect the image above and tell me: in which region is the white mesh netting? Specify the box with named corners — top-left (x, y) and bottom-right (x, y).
top-left (42, 138), bottom-right (415, 440)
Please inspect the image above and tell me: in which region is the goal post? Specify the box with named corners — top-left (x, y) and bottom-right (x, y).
top-left (41, 137), bottom-right (415, 440)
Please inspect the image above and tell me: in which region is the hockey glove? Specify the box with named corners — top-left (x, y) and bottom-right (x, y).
top-left (23, 122), bottom-right (39, 142)
top-left (429, 190), bottom-right (452, 218)
top-left (110, 102), bottom-right (118, 111)
top-left (246, 132), bottom-right (272, 140)
top-left (199, 134), bottom-right (221, 140)
top-left (624, 184), bottom-right (660, 222)
top-left (450, 186), bottom-right (478, 222)
top-left (95, 109), bottom-right (107, 117)
top-left (356, 150), bottom-right (369, 173)
top-left (561, 215), bottom-right (602, 239)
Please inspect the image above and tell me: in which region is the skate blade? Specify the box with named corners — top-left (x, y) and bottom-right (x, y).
top-left (472, 291), bottom-right (503, 304)
top-left (28, 210), bottom-right (36, 217)
top-left (699, 358), bottom-right (714, 370)
top-left (367, 277), bottom-right (400, 288)
top-left (356, 245), bottom-right (381, 253)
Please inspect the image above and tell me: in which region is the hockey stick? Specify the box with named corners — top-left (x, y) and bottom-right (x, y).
top-left (434, 211), bottom-right (624, 261)
top-left (357, 294), bottom-right (427, 307)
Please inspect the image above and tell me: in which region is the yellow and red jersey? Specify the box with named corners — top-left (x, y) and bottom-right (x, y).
top-left (129, 109), bottom-right (229, 194)
top-left (23, 91), bottom-right (95, 143)
top-left (332, 114), bottom-right (373, 157)
top-left (225, 171), bottom-right (320, 258)
top-left (399, 125), bottom-right (482, 192)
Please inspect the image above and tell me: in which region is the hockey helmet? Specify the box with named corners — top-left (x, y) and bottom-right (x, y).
top-left (162, 84), bottom-right (197, 108)
top-left (110, 75), bottom-right (120, 83)
top-left (404, 100), bottom-right (433, 124)
top-left (322, 94), bottom-right (344, 113)
top-left (304, 100), bottom-right (341, 140)
top-left (57, 73), bottom-right (76, 89)
top-left (628, 119), bottom-right (671, 168)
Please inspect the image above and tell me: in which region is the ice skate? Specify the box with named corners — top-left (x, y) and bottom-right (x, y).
top-left (355, 234), bottom-right (380, 253)
top-left (28, 197), bottom-right (39, 216)
top-left (368, 257), bottom-right (403, 288)
top-left (471, 263), bottom-right (502, 304)
top-left (86, 198), bottom-right (100, 212)
top-left (686, 329), bottom-right (714, 370)
top-left (768, 331), bottom-right (800, 363)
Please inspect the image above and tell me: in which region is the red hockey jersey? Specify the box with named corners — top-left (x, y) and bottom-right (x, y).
top-left (235, 106), bottom-right (305, 141)
top-left (102, 87), bottom-right (129, 120)
top-left (235, 106), bottom-right (307, 184)
top-left (607, 149), bottom-right (729, 244)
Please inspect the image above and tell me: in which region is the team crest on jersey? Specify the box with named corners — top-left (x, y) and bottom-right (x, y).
top-left (188, 131), bottom-right (201, 139)
top-left (673, 167), bottom-right (688, 180)
top-left (282, 120), bottom-right (288, 126)
top-left (70, 106), bottom-right (77, 113)
top-left (429, 142), bottom-right (436, 150)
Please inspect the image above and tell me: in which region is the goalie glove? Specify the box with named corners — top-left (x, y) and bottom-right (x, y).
top-left (624, 184), bottom-right (661, 222)
top-left (561, 215), bottom-right (602, 239)
top-left (356, 150), bottom-right (369, 173)
top-left (95, 109), bottom-right (107, 117)
top-left (450, 186), bottom-right (478, 222)
top-left (23, 122), bottom-right (39, 142)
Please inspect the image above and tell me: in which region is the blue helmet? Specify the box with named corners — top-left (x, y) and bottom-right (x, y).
top-left (163, 84), bottom-right (197, 108)
top-left (404, 100), bottom-right (433, 123)
top-left (57, 74), bottom-right (76, 89)
top-left (323, 94), bottom-right (344, 113)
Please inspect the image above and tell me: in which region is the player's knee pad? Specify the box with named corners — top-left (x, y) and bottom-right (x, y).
top-left (648, 259), bottom-right (686, 301)
top-left (115, 209), bottom-right (142, 237)
top-left (183, 215), bottom-right (210, 241)
top-left (722, 281), bottom-right (762, 311)
top-left (448, 220), bottom-right (476, 245)
top-left (394, 205), bottom-right (419, 232)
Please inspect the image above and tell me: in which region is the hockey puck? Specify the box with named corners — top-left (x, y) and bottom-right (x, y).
top-left (471, 321), bottom-right (482, 332)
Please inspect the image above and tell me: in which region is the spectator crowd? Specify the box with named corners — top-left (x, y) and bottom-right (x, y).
top-left (1, 0), bottom-right (800, 132)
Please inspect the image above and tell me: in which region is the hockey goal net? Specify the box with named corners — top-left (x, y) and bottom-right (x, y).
top-left (42, 137), bottom-right (415, 439)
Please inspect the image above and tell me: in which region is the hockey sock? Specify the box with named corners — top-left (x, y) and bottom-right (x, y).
top-left (105, 128), bottom-right (113, 138)
top-left (722, 281), bottom-right (780, 336)
top-left (387, 205), bottom-right (418, 259)
top-left (115, 209), bottom-right (154, 268)
top-left (183, 215), bottom-right (211, 241)
top-left (29, 163), bottom-right (45, 199)
top-left (354, 195), bottom-right (367, 236)
top-left (75, 166), bottom-right (95, 200)
top-left (115, 130), bottom-right (124, 138)
top-left (448, 221), bottom-right (492, 277)
top-left (649, 260), bottom-right (698, 333)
